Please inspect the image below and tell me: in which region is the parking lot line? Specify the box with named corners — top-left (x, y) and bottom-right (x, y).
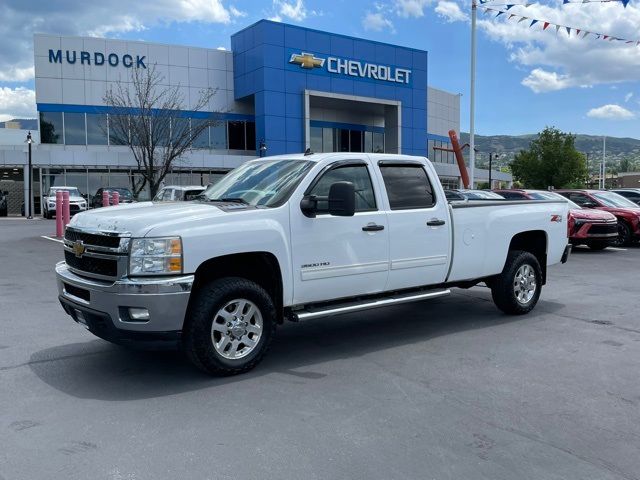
top-left (607, 247), bottom-right (627, 252)
top-left (41, 235), bottom-right (63, 244)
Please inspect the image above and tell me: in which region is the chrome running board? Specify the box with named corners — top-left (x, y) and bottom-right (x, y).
top-left (293, 289), bottom-right (451, 321)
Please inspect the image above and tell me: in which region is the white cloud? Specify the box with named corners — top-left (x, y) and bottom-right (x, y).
top-left (587, 104), bottom-right (635, 120)
top-left (435, 1), bottom-right (467, 23)
top-left (476, 2), bottom-right (640, 92)
top-left (521, 68), bottom-right (573, 93)
top-left (395, 0), bottom-right (432, 18)
top-left (273, 0), bottom-right (306, 22)
top-left (625, 92), bottom-right (634, 102)
top-left (362, 12), bottom-right (395, 32)
top-left (0, 0), bottom-right (243, 82)
top-left (0, 87), bottom-right (36, 122)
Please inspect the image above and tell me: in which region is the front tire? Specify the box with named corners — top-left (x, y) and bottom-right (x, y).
top-left (490, 250), bottom-right (542, 315)
top-left (614, 221), bottom-right (632, 247)
top-left (183, 277), bottom-right (276, 376)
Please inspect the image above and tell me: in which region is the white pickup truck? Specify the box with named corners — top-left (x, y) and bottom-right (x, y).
top-left (56, 153), bottom-right (571, 375)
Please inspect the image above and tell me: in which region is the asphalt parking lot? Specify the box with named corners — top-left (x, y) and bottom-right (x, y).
top-left (1, 219), bottom-right (639, 480)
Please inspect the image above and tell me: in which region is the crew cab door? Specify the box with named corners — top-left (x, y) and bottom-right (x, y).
top-left (375, 160), bottom-right (451, 290)
top-left (290, 160), bottom-right (389, 305)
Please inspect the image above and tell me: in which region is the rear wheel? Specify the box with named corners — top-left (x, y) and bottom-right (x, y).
top-left (490, 250), bottom-right (542, 315)
top-left (183, 277), bottom-right (276, 375)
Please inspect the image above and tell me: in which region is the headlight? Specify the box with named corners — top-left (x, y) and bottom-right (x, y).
top-left (129, 237), bottom-right (183, 275)
top-left (48, 202), bottom-right (55, 208)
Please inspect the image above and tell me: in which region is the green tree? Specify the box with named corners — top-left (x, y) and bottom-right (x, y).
top-left (510, 127), bottom-right (587, 189)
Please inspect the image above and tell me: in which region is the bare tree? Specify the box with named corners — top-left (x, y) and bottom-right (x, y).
top-left (104, 64), bottom-right (222, 198)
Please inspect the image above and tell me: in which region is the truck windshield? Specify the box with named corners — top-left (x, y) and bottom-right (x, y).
top-left (592, 191), bottom-right (638, 208)
top-left (50, 187), bottom-right (80, 197)
top-left (202, 159), bottom-right (314, 208)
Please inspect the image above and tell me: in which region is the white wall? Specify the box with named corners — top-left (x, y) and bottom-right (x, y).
top-left (33, 34), bottom-right (250, 114)
top-left (427, 87), bottom-right (460, 138)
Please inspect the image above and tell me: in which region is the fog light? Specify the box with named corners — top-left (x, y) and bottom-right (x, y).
top-left (128, 307), bottom-right (150, 321)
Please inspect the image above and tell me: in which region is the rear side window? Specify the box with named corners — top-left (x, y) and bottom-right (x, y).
top-left (379, 165), bottom-right (435, 210)
top-left (566, 193), bottom-right (591, 206)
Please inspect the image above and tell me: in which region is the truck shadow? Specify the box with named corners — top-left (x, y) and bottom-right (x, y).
top-left (29, 290), bottom-right (563, 401)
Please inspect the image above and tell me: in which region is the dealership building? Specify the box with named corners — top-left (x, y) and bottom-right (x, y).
top-left (0, 19), bottom-right (510, 215)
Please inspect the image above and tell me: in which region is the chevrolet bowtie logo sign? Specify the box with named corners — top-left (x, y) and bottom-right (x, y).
top-left (289, 52), bottom-right (325, 69)
top-left (73, 240), bottom-right (86, 258)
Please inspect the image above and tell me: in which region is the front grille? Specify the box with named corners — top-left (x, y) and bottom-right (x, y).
top-left (589, 223), bottom-right (618, 235)
top-left (70, 205), bottom-right (80, 213)
top-left (65, 250), bottom-right (118, 277)
top-left (65, 229), bottom-right (121, 249)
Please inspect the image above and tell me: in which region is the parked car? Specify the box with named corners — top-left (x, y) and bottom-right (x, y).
top-left (56, 152), bottom-right (570, 376)
top-left (610, 188), bottom-right (640, 206)
top-left (153, 185), bottom-right (206, 202)
top-left (450, 189), bottom-right (505, 200)
top-left (43, 186), bottom-right (87, 219)
top-left (493, 189), bottom-right (559, 200)
top-left (91, 187), bottom-right (135, 208)
top-left (0, 191), bottom-right (8, 216)
top-left (534, 191), bottom-right (618, 250)
top-left (556, 189), bottom-right (640, 246)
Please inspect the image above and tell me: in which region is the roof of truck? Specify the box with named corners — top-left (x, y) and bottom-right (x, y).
top-left (260, 152), bottom-right (428, 163)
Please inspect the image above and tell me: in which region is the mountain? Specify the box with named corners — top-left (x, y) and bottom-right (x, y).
top-left (460, 132), bottom-right (640, 173)
top-left (0, 119), bottom-right (38, 130)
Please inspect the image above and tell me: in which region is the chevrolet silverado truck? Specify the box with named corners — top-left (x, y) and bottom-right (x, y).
top-left (56, 153), bottom-right (571, 375)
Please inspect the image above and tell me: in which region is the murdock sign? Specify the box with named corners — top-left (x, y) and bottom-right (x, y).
top-left (48, 49), bottom-right (147, 68)
top-left (289, 52), bottom-right (411, 85)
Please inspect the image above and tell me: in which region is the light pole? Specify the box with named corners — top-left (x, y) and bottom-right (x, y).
top-left (600, 136), bottom-right (606, 189)
top-left (469, 0), bottom-right (478, 188)
top-left (489, 152), bottom-right (494, 189)
top-left (26, 131), bottom-right (33, 219)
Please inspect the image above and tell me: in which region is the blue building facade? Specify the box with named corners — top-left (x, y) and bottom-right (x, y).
top-left (231, 20), bottom-right (428, 157)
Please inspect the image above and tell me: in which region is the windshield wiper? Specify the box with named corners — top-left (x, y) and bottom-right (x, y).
top-left (209, 197), bottom-right (248, 204)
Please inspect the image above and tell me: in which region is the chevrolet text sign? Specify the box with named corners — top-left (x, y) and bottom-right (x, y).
top-left (289, 52), bottom-right (411, 85)
top-left (48, 49), bottom-right (147, 68)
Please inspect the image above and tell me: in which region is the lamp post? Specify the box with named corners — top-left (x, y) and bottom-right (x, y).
top-left (469, 0), bottom-right (478, 188)
top-left (489, 152), bottom-right (494, 189)
top-left (26, 131), bottom-right (33, 219)
top-left (259, 139), bottom-right (267, 158)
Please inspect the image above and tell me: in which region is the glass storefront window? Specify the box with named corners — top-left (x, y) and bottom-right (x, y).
top-left (322, 128), bottom-right (333, 153)
top-left (310, 126), bottom-right (323, 153)
top-left (337, 129), bottom-right (349, 152)
top-left (246, 121), bottom-right (256, 151)
top-left (211, 122), bottom-right (226, 149)
top-left (64, 113), bottom-right (86, 145)
top-left (87, 114), bottom-right (108, 145)
top-left (191, 119), bottom-right (209, 148)
top-left (39, 112), bottom-right (63, 144)
top-left (109, 115), bottom-right (129, 145)
top-left (350, 130), bottom-right (363, 153)
top-left (373, 132), bottom-right (384, 153)
top-left (65, 170), bottom-right (89, 198)
top-left (228, 121), bottom-right (246, 150)
top-left (364, 131), bottom-right (373, 153)
top-left (171, 118), bottom-right (190, 145)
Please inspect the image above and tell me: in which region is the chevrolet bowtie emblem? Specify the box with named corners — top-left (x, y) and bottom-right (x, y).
top-left (73, 240), bottom-right (86, 258)
top-left (289, 52), bottom-right (325, 69)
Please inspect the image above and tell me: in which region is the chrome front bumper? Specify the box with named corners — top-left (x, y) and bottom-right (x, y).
top-left (56, 261), bottom-right (193, 335)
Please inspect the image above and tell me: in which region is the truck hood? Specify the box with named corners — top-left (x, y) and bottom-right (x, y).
top-left (69, 201), bottom-right (229, 236)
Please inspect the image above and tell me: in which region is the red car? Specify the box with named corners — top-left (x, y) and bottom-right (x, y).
top-left (556, 189), bottom-right (640, 246)
top-left (494, 189), bottom-right (619, 250)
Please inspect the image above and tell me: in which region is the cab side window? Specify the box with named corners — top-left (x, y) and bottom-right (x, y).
top-left (308, 164), bottom-right (376, 214)
top-left (153, 189), bottom-right (165, 201)
top-left (379, 164), bottom-right (435, 210)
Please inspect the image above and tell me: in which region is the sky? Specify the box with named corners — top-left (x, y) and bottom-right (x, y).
top-left (1, 0), bottom-right (639, 138)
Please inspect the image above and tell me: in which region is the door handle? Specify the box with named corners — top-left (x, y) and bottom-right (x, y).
top-left (427, 219), bottom-right (446, 227)
top-left (362, 224), bottom-right (385, 232)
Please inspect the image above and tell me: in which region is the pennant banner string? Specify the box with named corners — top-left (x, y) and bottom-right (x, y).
top-left (483, 6), bottom-right (639, 45)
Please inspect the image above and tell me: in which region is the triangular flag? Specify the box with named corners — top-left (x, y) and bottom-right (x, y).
top-left (543, 22), bottom-right (550, 30)
top-left (563, 0), bottom-right (569, 3)
top-left (496, 10), bottom-right (504, 17)
top-left (508, 14), bottom-right (517, 19)
top-left (518, 16), bottom-right (528, 23)
top-left (566, 26), bottom-right (571, 36)
top-left (626, 40), bottom-right (634, 44)
top-left (506, 4), bottom-right (515, 9)
top-left (530, 19), bottom-right (538, 27)
top-left (622, 0), bottom-right (629, 7)
top-left (582, 31), bottom-right (589, 38)
top-left (603, 35), bottom-right (609, 40)
top-left (556, 25), bottom-right (561, 34)
top-left (525, 3), bottom-right (533, 6)
top-left (576, 29), bottom-right (581, 36)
